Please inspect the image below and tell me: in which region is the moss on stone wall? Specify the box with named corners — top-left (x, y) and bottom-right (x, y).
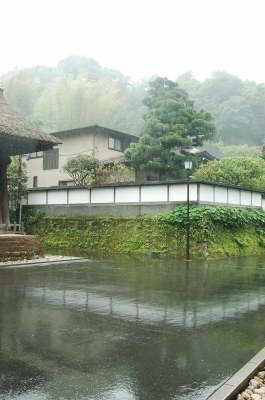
top-left (25, 215), bottom-right (265, 259)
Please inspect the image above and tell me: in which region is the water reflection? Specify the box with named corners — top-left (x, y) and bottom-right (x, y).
top-left (1, 253), bottom-right (265, 399)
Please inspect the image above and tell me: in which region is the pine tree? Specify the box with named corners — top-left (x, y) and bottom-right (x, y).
top-left (124, 77), bottom-right (216, 180)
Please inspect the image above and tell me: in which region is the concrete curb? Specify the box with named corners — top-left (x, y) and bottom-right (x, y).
top-left (0, 258), bottom-right (89, 269)
top-left (207, 347), bottom-right (265, 399)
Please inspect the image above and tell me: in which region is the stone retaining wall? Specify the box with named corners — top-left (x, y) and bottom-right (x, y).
top-left (0, 235), bottom-right (44, 261)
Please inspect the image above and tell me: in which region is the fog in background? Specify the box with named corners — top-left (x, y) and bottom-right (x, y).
top-left (2, 0), bottom-right (265, 83)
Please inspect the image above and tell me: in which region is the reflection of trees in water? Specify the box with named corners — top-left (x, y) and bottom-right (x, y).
top-left (0, 356), bottom-right (47, 396)
top-left (1, 255), bottom-right (265, 399)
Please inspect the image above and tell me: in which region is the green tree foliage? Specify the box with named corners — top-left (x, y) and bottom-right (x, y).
top-left (27, 113), bottom-right (44, 128)
top-left (176, 71), bottom-right (200, 100)
top-left (193, 157), bottom-right (265, 190)
top-left (244, 83), bottom-right (265, 143)
top-left (215, 141), bottom-right (261, 158)
top-left (196, 71), bottom-right (244, 112)
top-left (0, 67), bottom-right (40, 116)
top-left (164, 205), bottom-right (265, 230)
top-left (124, 77), bottom-right (216, 180)
top-left (34, 74), bottom-right (124, 130)
top-left (0, 56), bottom-right (145, 134)
top-left (63, 156), bottom-right (134, 186)
top-left (7, 157), bottom-right (28, 208)
top-left (114, 78), bottom-right (149, 134)
top-left (179, 71), bottom-right (265, 145)
top-left (216, 96), bottom-right (254, 144)
top-left (62, 155), bottom-right (102, 185)
top-left (262, 139), bottom-right (265, 160)
top-left (57, 55), bottom-right (103, 80)
top-left (95, 162), bottom-right (134, 184)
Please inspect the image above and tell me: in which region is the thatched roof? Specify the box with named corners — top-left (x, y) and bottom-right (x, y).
top-left (0, 86), bottom-right (61, 157)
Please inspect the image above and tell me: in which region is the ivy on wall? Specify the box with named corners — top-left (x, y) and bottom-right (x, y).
top-left (23, 206), bottom-right (265, 259)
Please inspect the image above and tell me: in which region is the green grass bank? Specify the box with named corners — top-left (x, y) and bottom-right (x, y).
top-left (23, 206), bottom-right (265, 259)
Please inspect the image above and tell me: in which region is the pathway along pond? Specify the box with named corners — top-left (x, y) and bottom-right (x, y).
top-left (1, 251), bottom-right (265, 400)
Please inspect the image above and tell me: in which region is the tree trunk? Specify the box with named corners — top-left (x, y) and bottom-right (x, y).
top-left (0, 156), bottom-right (11, 226)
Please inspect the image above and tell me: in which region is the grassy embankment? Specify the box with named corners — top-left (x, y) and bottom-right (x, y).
top-left (23, 206), bottom-right (265, 259)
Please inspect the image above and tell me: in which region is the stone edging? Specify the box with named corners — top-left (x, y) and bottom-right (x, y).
top-left (207, 347), bottom-right (265, 399)
top-left (0, 255), bottom-right (86, 267)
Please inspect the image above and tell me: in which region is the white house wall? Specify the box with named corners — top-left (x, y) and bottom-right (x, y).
top-left (214, 187), bottom-right (228, 204)
top-left (240, 191), bottom-right (252, 206)
top-left (26, 182), bottom-right (263, 210)
top-left (91, 188), bottom-right (115, 203)
top-left (141, 185), bottom-right (168, 202)
top-left (28, 191), bottom-right (47, 205)
top-left (25, 127), bottom-right (138, 188)
top-left (252, 192), bottom-right (262, 207)
top-left (69, 189), bottom-right (90, 204)
top-left (48, 190), bottom-right (68, 205)
top-left (169, 183), bottom-right (197, 202)
top-left (200, 184), bottom-right (214, 203)
top-left (228, 188), bottom-right (240, 205)
top-left (115, 187), bottom-right (140, 203)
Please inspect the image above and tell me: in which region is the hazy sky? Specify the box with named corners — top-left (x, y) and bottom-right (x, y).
top-left (2, 0), bottom-right (265, 83)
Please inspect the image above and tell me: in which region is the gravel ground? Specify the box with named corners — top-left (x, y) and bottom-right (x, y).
top-left (237, 369), bottom-right (265, 399)
top-left (0, 255), bottom-right (83, 266)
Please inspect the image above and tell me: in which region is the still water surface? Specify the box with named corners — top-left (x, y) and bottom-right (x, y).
top-left (1, 251), bottom-right (265, 399)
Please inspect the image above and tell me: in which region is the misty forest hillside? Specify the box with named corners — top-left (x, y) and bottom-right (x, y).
top-left (1, 55), bottom-right (265, 146)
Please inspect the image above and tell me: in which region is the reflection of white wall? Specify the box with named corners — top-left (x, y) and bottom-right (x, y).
top-left (27, 286), bottom-right (265, 329)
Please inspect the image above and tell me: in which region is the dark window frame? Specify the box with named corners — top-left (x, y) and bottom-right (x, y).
top-left (43, 148), bottom-right (59, 170)
top-left (108, 135), bottom-right (122, 152)
top-left (33, 176), bottom-right (38, 188)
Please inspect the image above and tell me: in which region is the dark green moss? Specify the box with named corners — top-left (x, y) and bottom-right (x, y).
top-left (24, 214), bottom-right (265, 259)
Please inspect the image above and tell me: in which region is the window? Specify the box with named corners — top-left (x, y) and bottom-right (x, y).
top-left (59, 181), bottom-right (75, 187)
top-left (28, 151), bottom-right (43, 159)
top-left (108, 136), bottom-right (122, 151)
top-left (43, 148), bottom-right (59, 170)
top-left (33, 176), bottom-right (38, 188)
top-left (147, 176), bottom-right (159, 181)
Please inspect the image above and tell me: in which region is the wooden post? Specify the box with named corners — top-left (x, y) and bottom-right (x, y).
top-left (0, 156), bottom-right (11, 227)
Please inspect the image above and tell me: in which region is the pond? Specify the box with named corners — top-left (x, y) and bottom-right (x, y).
top-left (1, 251), bottom-right (265, 400)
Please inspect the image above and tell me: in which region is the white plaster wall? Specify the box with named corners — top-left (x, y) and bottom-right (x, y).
top-left (48, 190), bottom-right (67, 205)
top-left (169, 183), bottom-right (197, 202)
top-left (228, 189), bottom-right (240, 205)
top-left (69, 189), bottom-right (90, 204)
top-left (169, 184), bottom-right (186, 201)
top-left (241, 191), bottom-right (252, 206)
top-left (115, 187), bottom-right (140, 203)
top-left (141, 185), bottom-right (168, 202)
top-left (214, 187), bottom-right (228, 204)
top-left (252, 192), bottom-right (262, 207)
top-left (200, 184), bottom-right (214, 203)
top-left (28, 191), bottom-right (47, 205)
top-left (91, 188), bottom-right (114, 203)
